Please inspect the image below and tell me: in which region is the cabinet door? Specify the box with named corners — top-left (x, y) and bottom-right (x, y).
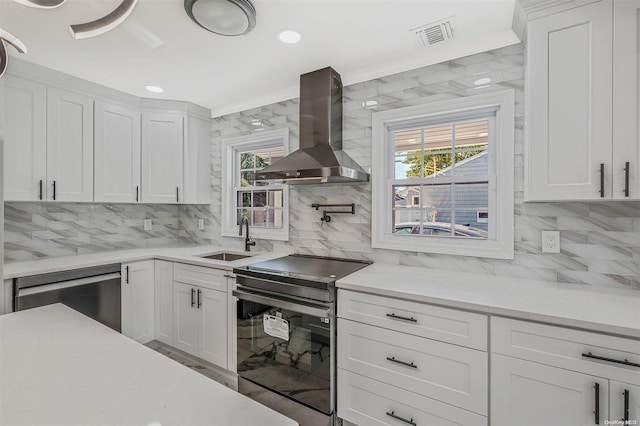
top-left (183, 115), bottom-right (212, 204)
top-left (94, 101), bottom-right (141, 203)
top-left (172, 281), bottom-right (199, 355)
top-left (121, 261), bottom-right (155, 344)
top-left (610, 381), bottom-right (640, 425)
top-left (141, 112), bottom-right (183, 203)
top-left (613, 0), bottom-right (640, 199)
top-left (154, 260), bottom-right (173, 345)
top-left (3, 76), bottom-right (47, 201)
top-left (491, 354), bottom-right (608, 426)
top-left (46, 88), bottom-right (94, 202)
top-left (198, 287), bottom-right (227, 369)
top-left (526, 1), bottom-right (613, 201)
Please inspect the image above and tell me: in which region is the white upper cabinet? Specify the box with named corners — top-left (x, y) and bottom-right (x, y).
top-left (526, 0), bottom-right (615, 201)
top-left (141, 111), bottom-right (184, 204)
top-left (613, 0), bottom-right (640, 199)
top-left (94, 101), bottom-right (141, 203)
top-left (46, 87), bottom-right (94, 202)
top-left (3, 76), bottom-right (47, 201)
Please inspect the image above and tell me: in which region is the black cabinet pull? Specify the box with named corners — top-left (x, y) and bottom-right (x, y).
top-left (191, 288), bottom-right (195, 307)
top-left (39, 179), bottom-right (43, 200)
top-left (386, 313), bottom-right (417, 323)
top-left (386, 356), bottom-right (417, 369)
top-left (624, 162), bottom-right (630, 197)
top-left (386, 411), bottom-right (417, 426)
top-left (136, 186), bottom-right (139, 202)
top-left (582, 352), bottom-right (640, 368)
top-left (176, 186), bottom-right (179, 203)
top-left (594, 382), bottom-right (600, 424)
top-left (52, 180), bottom-right (56, 201)
top-left (623, 389), bottom-right (630, 423)
top-left (197, 289), bottom-right (201, 308)
top-left (125, 266), bottom-right (129, 283)
top-left (599, 163), bottom-right (605, 198)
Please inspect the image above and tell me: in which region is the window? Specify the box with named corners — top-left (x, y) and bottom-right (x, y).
top-left (371, 90), bottom-right (514, 259)
top-left (222, 128), bottom-right (289, 241)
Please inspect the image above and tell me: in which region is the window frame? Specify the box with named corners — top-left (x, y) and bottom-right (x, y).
top-left (371, 90), bottom-right (515, 259)
top-left (221, 128), bottom-right (290, 241)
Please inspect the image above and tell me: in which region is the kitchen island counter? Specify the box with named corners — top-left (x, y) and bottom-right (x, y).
top-left (0, 304), bottom-right (298, 426)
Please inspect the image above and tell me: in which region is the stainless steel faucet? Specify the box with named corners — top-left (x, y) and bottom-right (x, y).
top-left (239, 216), bottom-right (256, 252)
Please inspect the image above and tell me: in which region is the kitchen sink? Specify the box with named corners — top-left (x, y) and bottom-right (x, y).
top-left (199, 252), bottom-right (252, 261)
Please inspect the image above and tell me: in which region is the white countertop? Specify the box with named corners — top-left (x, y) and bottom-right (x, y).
top-left (337, 263), bottom-right (640, 338)
top-left (0, 304), bottom-right (298, 426)
top-left (3, 245), bottom-right (292, 279)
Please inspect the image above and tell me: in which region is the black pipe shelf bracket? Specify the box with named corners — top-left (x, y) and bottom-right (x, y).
top-left (311, 203), bottom-right (355, 225)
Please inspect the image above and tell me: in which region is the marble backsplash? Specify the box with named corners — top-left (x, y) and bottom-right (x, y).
top-left (179, 43), bottom-right (640, 291)
top-left (4, 202), bottom-right (180, 261)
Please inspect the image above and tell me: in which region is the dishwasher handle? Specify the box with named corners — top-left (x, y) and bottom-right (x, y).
top-left (16, 272), bottom-right (122, 297)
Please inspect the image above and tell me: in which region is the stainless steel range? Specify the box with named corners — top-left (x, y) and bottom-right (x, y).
top-left (233, 254), bottom-right (371, 426)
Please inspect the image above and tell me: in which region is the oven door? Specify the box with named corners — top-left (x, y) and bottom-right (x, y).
top-left (233, 286), bottom-right (335, 417)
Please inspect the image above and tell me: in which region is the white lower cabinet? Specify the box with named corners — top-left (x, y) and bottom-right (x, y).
top-left (491, 317), bottom-right (640, 426)
top-left (491, 353), bottom-right (608, 426)
top-left (121, 260), bottom-right (155, 344)
top-left (337, 289), bottom-right (488, 425)
top-left (154, 260), bottom-right (173, 345)
top-left (171, 263), bottom-right (228, 369)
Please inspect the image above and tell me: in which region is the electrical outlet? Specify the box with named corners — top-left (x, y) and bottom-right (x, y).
top-left (143, 219), bottom-right (152, 231)
top-left (541, 231), bottom-right (560, 253)
top-left (198, 218), bottom-right (205, 230)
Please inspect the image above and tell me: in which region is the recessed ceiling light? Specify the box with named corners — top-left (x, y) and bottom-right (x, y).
top-left (478, 132), bottom-right (488, 137)
top-left (144, 85), bottom-right (164, 93)
top-left (362, 100), bottom-right (379, 109)
top-left (474, 77), bottom-right (492, 86)
top-left (277, 29), bottom-right (302, 44)
top-left (250, 118), bottom-right (263, 126)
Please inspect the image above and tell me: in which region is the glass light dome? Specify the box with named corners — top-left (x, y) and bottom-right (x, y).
top-left (185, 0), bottom-right (256, 36)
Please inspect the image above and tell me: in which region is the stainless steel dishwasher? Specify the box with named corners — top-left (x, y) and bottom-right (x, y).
top-left (13, 264), bottom-right (122, 332)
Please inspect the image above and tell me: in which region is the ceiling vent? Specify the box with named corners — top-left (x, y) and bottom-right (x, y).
top-left (412, 16), bottom-right (456, 47)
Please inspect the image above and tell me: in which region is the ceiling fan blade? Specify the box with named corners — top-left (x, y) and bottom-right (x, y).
top-left (12, 0), bottom-right (67, 9)
top-left (0, 42), bottom-right (7, 78)
top-left (0, 28), bottom-right (27, 54)
top-left (69, 0), bottom-right (138, 40)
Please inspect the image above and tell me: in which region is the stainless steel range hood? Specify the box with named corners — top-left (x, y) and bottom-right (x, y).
top-left (253, 67), bottom-right (369, 184)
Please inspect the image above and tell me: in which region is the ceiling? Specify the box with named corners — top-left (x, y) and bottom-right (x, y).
top-left (1, 0), bottom-right (519, 117)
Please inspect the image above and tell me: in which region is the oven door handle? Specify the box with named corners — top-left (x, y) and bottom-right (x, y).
top-left (233, 289), bottom-right (331, 318)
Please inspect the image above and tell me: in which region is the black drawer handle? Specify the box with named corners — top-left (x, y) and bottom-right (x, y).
top-left (191, 288), bottom-right (195, 307)
top-left (386, 313), bottom-right (417, 323)
top-left (582, 352), bottom-right (640, 368)
top-left (386, 411), bottom-right (416, 426)
top-left (197, 289), bottom-right (201, 308)
top-left (386, 356), bottom-right (417, 369)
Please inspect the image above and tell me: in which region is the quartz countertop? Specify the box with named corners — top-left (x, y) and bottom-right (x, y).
top-left (0, 304), bottom-right (298, 426)
top-left (336, 263), bottom-right (640, 338)
top-left (3, 245), bottom-right (292, 279)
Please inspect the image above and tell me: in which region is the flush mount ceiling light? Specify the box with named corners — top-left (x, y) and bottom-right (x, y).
top-left (12, 0), bottom-right (67, 8)
top-left (144, 85), bottom-right (164, 93)
top-left (69, 0), bottom-right (138, 39)
top-left (362, 100), bottom-right (379, 110)
top-left (185, 0), bottom-right (256, 36)
top-left (277, 29), bottom-right (301, 44)
top-left (0, 28), bottom-right (27, 78)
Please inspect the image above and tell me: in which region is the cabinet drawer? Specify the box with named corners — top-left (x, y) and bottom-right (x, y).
top-left (173, 263), bottom-right (226, 292)
top-left (338, 319), bottom-right (488, 415)
top-left (491, 317), bottom-right (640, 384)
top-left (338, 369), bottom-right (487, 426)
top-left (338, 290), bottom-right (487, 350)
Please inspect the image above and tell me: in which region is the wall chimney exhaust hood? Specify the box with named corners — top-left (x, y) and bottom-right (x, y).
top-left (253, 67), bottom-right (369, 184)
